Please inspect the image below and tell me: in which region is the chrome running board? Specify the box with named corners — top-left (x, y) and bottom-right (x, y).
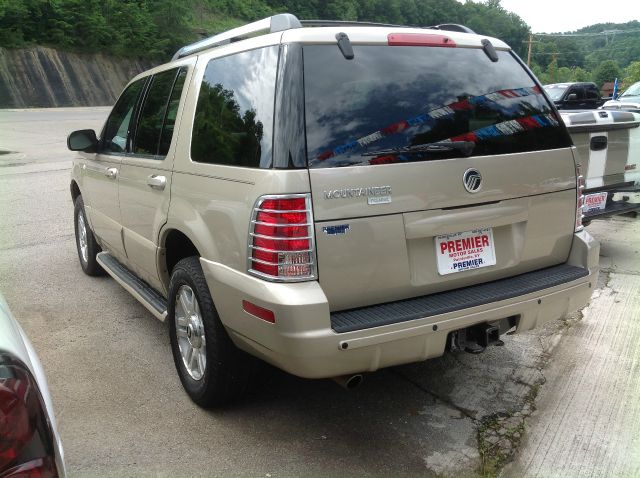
top-left (97, 252), bottom-right (167, 321)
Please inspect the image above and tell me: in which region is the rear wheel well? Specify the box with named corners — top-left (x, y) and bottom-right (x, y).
top-left (70, 181), bottom-right (81, 202)
top-left (164, 230), bottom-right (200, 278)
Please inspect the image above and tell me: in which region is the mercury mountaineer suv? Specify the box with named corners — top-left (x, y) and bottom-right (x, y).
top-left (67, 13), bottom-right (599, 407)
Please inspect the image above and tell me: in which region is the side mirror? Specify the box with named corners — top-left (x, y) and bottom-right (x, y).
top-left (67, 129), bottom-right (98, 152)
top-left (567, 93), bottom-right (578, 101)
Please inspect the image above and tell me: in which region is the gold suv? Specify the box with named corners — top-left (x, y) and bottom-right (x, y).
top-left (68, 14), bottom-right (599, 407)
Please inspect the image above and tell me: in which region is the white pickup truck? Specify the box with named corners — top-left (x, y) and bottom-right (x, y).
top-left (560, 109), bottom-right (640, 223)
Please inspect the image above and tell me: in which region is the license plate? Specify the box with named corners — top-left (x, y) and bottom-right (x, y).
top-left (583, 192), bottom-right (607, 213)
top-left (435, 228), bottom-right (496, 275)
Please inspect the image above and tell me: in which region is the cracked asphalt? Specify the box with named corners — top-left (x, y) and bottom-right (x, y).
top-left (1, 108), bottom-right (638, 477)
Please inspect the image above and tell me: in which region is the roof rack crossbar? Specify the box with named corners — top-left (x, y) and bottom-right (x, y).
top-left (427, 24), bottom-right (476, 34)
top-left (172, 13), bottom-right (302, 60)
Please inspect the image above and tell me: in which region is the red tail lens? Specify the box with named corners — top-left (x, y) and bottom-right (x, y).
top-left (0, 355), bottom-right (58, 477)
top-left (256, 210), bottom-right (307, 225)
top-left (253, 222), bottom-right (308, 238)
top-left (252, 248), bottom-right (278, 264)
top-left (260, 197), bottom-right (306, 211)
top-left (388, 33), bottom-right (456, 47)
top-left (248, 194), bottom-right (316, 281)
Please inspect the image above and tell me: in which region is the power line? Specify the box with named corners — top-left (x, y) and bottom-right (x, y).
top-left (534, 29), bottom-right (640, 37)
top-left (533, 52), bottom-right (585, 56)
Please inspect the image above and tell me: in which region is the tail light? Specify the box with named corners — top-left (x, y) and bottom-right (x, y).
top-left (0, 354), bottom-right (59, 478)
top-left (575, 162), bottom-right (585, 232)
top-left (248, 194), bottom-right (316, 281)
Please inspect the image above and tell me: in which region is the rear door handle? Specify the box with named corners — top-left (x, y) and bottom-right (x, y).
top-left (105, 167), bottom-right (118, 179)
top-left (147, 175), bottom-right (166, 190)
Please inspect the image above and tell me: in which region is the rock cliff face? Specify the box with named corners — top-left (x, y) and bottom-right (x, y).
top-left (0, 46), bottom-right (153, 108)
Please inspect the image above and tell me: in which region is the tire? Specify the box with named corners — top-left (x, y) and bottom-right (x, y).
top-left (168, 257), bottom-right (255, 408)
top-left (74, 195), bottom-right (105, 276)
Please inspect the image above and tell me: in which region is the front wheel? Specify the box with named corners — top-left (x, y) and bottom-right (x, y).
top-left (74, 195), bottom-right (104, 276)
top-left (168, 257), bottom-right (254, 408)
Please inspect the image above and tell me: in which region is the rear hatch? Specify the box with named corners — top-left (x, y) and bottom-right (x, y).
top-left (300, 34), bottom-right (577, 311)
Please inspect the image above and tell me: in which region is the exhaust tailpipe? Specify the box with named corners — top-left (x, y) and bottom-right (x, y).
top-left (331, 374), bottom-right (364, 390)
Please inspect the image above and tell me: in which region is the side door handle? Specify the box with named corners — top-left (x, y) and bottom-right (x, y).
top-left (147, 175), bottom-right (166, 190)
top-left (105, 167), bottom-right (118, 179)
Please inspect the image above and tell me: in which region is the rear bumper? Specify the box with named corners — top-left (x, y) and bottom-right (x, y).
top-left (584, 200), bottom-right (640, 220)
top-left (583, 186), bottom-right (640, 221)
top-left (201, 230), bottom-right (599, 379)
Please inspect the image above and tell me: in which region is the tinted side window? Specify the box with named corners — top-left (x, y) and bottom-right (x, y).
top-left (133, 68), bottom-right (180, 158)
top-left (586, 87), bottom-right (599, 99)
top-left (159, 68), bottom-right (188, 156)
top-left (191, 46), bottom-right (278, 168)
top-left (569, 87), bottom-right (585, 100)
top-left (102, 79), bottom-right (146, 153)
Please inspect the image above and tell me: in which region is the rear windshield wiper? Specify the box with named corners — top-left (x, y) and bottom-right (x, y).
top-left (362, 140), bottom-right (475, 157)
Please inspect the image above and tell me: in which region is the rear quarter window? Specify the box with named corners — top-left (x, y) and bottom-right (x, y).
top-left (191, 46), bottom-right (278, 168)
top-left (303, 45), bottom-right (572, 168)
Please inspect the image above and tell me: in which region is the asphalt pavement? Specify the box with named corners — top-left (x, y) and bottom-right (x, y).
top-left (0, 108), bottom-right (638, 477)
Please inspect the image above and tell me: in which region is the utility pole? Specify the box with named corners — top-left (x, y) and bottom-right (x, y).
top-left (523, 34), bottom-right (539, 67)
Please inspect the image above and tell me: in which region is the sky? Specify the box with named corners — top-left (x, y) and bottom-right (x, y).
top-left (496, 0), bottom-right (640, 33)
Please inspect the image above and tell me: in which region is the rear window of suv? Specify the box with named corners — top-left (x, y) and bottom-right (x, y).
top-left (304, 45), bottom-right (571, 168)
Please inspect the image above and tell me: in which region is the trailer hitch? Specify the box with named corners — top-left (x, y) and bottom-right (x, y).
top-left (448, 323), bottom-right (504, 354)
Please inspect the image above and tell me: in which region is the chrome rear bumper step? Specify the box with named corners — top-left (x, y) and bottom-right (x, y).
top-left (97, 252), bottom-right (167, 321)
top-left (330, 264), bottom-right (589, 333)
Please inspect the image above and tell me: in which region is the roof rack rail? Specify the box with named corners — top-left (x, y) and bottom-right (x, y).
top-left (172, 13), bottom-right (302, 60)
top-left (301, 19), bottom-right (476, 34)
top-left (300, 19), bottom-right (410, 29)
top-left (428, 24), bottom-right (476, 34)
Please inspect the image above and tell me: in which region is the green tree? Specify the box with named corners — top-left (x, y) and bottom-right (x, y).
top-left (531, 64), bottom-right (549, 84)
top-left (571, 67), bottom-right (590, 82)
top-left (593, 60), bottom-right (622, 88)
top-left (325, 0), bottom-right (359, 21)
top-left (623, 61), bottom-right (640, 85)
top-left (546, 56), bottom-right (558, 83)
top-left (0, 0), bottom-right (30, 46)
top-left (555, 37), bottom-right (584, 69)
top-left (531, 40), bottom-right (558, 70)
top-left (2, 0), bottom-right (638, 69)
top-left (460, 0), bottom-right (529, 57)
top-left (556, 66), bottom-right (572, 83)
top-left (148, 0), bottom-right (192, 55)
